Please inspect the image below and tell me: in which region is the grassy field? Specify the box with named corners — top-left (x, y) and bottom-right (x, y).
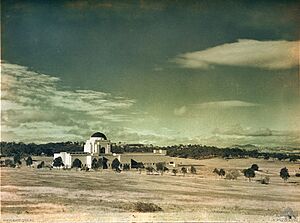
top-left (1, 157), bottom-right (300, 222)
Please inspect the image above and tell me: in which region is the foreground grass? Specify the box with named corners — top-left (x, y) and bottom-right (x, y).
top-left (1, 157), bottom-right (300, 222)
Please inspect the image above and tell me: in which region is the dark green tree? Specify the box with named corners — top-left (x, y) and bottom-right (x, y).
top-left (280, 167), bottom-right (290, 182)
top-left (172, 169), bottom-right (178, 176)
top-left (146, 166), bottom-right (155, 174)
top-left (112, 158), bottom-right (121, 171)
top-left (53, 157), bottom-right (64, 167)
top-left (72, 158), bottom-right (82, 168)
top-left (219, 168), bottom-right (226, 177)
top-left (26, 156), bottom-right (33, 166)
top-left (37, 161), bottom-right (45, 169)
top-left (92, 158), bottom-right (99, 169)
top-left (251, 164), bottom-right (259, 171)
top-left (181, 167), bottom-right (187, 176)
top-left (244, 168), bottom-right (255, 181)
top-left (190, 166), bottom-right (197, 174)
top-left (156, 162), bottom-right (167, 175)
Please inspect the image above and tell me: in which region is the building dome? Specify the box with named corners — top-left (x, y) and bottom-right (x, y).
top-left (91, 132), bottom-right (107, 140)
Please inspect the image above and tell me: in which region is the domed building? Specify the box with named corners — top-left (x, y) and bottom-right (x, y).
top-left (84, 132), bottom-right (111, 154)
top-left (53, 132), bottom-right (112, 169)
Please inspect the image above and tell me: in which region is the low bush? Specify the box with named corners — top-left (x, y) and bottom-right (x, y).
top-left (134, 202), bottom-right (162, 212)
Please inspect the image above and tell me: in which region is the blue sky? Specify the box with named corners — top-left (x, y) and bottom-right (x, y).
top-left (1, 0), bottom-right (300, 147)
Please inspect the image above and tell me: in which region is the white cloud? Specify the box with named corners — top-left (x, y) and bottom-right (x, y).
top-left (173, 39), bottom-right (299, 70)
top-left (174, 105), bottom-right (187, 116)
top-left (1, 61), bottom-right (137, 143)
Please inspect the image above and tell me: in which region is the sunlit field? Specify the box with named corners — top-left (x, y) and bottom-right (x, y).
top-left (1, 157), bottom-right (300, 222)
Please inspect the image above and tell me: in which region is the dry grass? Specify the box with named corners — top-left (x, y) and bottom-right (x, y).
top-left (1, 157), bottom-right (300, 222)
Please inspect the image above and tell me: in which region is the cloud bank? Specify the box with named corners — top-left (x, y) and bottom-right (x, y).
top-left (174, 39), bottom-right (299, 70)
top-left (1, 61), bottom-right (136, 143)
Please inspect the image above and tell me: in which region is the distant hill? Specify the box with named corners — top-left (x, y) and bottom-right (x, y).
top-left (231, 144), bottom-right (259, 150)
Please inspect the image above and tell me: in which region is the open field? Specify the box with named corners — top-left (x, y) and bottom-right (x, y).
top-left (1, 157), bottom-right (300, 222)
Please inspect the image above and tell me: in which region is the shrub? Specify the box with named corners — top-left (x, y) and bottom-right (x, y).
top-left (37, 161), bottom-right (45, 169)
top-left (53, 157), bottom-right (64, 167)
top-left (225, 170), bottom-right (240, 180)
top-left (280, 167), bottom-right (290, 182)
top-left (156, 162), bottom-right (167, 174)
top-left (72, 158), bottom-right (82, 168)
top-left (134, 202), bottom-right (162, 212)
top-left (123, 163), bottom-right (130, 171)
top-left (91, 158), bottom-right (99, 169)
top-left (172, 169), bottom-right (178, 176)
top-left (190, 166), bottom-right (197, 174)
top-left (251, 164), bottom-right (259, 171)
top-left (4, 159), bottom-right (15, 167)
top-left (219, 168), bottom-right (226, 177)
top-left (146, 166), bottom-right (155, 174)
top-left (213, 168), bottom-right (219, 175)
top-left (260, 176), bottom-right (270, 184)
top-left (181, 167), bottom-right (187, 176)
top-left (244, 168), bottom-right (255, 181)
top-left (112, 158), bottom-right (121, 171)
top-left (26, 156), bottom-right (33, 166)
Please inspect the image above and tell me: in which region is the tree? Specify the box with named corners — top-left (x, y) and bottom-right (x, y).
top-left (251, 164), bottom-right (259, 171)
top-left (172, 169), bottom-right (178, 176)
top-left (244, 168), bottom-right (255, 181)
top-left (181, 167), bottom-right (187, 176)
top-left (156, 162), bottom-right (167, 175)
top-left (213, 168), bottom-right (220, 175)
top-left (190, 166), bottom-right (197, 174)
top-left (53, 157), bottom-right (64, 167)
top-left (4, 159), bottom-right (15, 167)
top-left (146, 166), bottom-right (155, 175)
top-left (112, 158), bottom-right (121, 171)
top-left (280, 167), bottom-right (290, 182)
top-left (72, 158), bottom-right (82, 168)
top-left (37, 161), bottom-right (45, 169)
top-left (13, 153), bottom-right (21, 164)
top-left (92, 158), bottom-right (99, 169)
top-left (219, 168), bottom-right (226, 177)
top-left (26, 156), bottom-right (33, 166)
top-left (123, 164), bottom-right (130, 171)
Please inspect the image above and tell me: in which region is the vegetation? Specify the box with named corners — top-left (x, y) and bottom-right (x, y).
top-left (156, 162), bottom-right (168, 175)
top-left (172, 169), bottom-right (178, 176)
top-left (26, 156), bottom-right (33, 166)
top-left (53, 157), bottom-right (64, 167)
top-left (280, 167), bottom-right (290, 182)
top-left (181, 167), bottom-right (187, 176)
top-left (112, 158), bottom-right (121, 171)
top-left (2, 142), bottom-right (299, 163)
top-left (251, 164), bottom-right (259, 171)
top-left (37, 161), bottom-right (45, 169)
top-left (72, 158), bottom-right (82, 168)
top-left (123, 164), bottom-right (130, 171)
top-left (213, 168), bottom-right (225, 177)
top-left (146, 166), bottom-right (155, 175)
top-left (260, 176), bottom-right (270, 185)
top-left (190, 166), bottom-right (197, 174)
top-left (243, 168), bottom-right (255, 181)
top-left (225, 170), bottom-right (240, 180)
top-left (134, 202), bottom-right (162, 212)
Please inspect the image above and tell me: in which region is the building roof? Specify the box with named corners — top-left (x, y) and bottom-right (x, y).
top-left (91, 132), bottom-right (107, 140)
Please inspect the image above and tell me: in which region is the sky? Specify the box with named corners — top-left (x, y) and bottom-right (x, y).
top-left (1, 0), bottom-right (300, 147)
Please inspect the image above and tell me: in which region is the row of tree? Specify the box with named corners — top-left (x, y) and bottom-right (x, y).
top-left (1, 142), bottom-right (299, 163)
top-left (213, 163), bottom-right (292, 183)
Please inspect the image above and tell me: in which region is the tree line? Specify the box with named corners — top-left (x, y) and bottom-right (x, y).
top-left (1, 142), bottom-right (299, 162)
